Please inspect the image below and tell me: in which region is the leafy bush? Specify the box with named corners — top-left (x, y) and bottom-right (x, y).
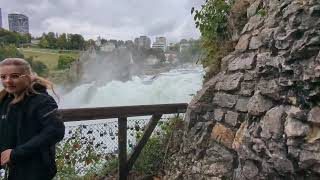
top-left (25, 57), bottom-right (49, 77)
top-left (57, 55), bottom-right (76, 70)
top-left (132, 116), bottom-right (183, 176)
top-left (191, 0), bottom-right (249, 82)
top-left (0, 45), bottom-right (24, 61)
top-left (55, 127), bottom-right (106, 180)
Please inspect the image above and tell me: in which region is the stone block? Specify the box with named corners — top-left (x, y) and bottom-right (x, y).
top-left (228, 53), bottom-right (256, 71)
top-left (213, 93), bottom-right (238, 108)
top-left (247, 91), bottom-right (274, 116)
top-left (225, 111), bottom-right (239, 127)
top-left (214, 108), bottom-right (224, 122)
top-left (211, 123), bottom-right (235, 149)
top-left (215, 72), bottom-right (243, 91)
top-left (236, 97), bottom-right (250, 112)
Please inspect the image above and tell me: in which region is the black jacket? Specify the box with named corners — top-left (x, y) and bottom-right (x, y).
top-left (0, 86), bottom-right (65, 180)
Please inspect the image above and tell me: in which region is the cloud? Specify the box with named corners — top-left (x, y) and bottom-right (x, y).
top-left (0, 0), bottom-right (201, 42)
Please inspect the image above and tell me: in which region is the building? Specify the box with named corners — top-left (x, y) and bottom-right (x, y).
top-left (134, 36), bottom-right (151, 49)
top-left (156, 37), bottom-right (166, 45)
top-left (100, 42), bottom-right (116, 52)
top-left (152, 36), bottom-right (167, 52)
top-left (8, 13), bottom-right (29, 34)
top-left (0, 8), bottom-right (2, 28)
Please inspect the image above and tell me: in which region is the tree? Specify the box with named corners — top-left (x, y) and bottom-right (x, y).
top-left (68, 34), bottom-right (85, 50)
top-left (39, 37), bottom-right (49, 48)
top-left (56, 33), bottom-right (67, 49)
top-left (20, 33), bottom-right (31, 44)
top-left (191, 0), bottom-right (235, 81)
top-left (47, 32), bottom-right (57, 48)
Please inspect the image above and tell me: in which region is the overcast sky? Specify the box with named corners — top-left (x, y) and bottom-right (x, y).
top-left (0, 0), bottom-right (202, 43)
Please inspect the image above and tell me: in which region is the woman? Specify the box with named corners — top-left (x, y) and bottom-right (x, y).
top-left (0, 58), bottom-right (65, 180)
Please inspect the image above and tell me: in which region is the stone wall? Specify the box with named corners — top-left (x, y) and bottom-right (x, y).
top-left (164, 0), bottom-right (320, 179)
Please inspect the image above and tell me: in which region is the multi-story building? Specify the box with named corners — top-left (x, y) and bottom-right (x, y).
top-left (0, 8), bottom-right (2, 29)
top-left (152, 36), bottom-right (167, 52)
top-left (156, 37), bottom-right (166, 46)
top-left (8, 13), bottom-right (29, 34)
top-left (100, 42), bottom-right (116, 52)
top-left (134, 36), bottom-right (151, 49)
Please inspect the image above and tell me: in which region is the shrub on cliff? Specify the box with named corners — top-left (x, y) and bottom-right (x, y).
top-left (57, 55), bottom-right (76, 70)
top-left (192, 0), bottom-right (249, 82)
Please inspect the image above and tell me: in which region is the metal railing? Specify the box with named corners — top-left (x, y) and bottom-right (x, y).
top-left (58, 103), bottom-right (188, 180)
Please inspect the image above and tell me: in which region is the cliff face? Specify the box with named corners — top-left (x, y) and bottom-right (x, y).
top-left (164, 0), bottom-right (320, 179)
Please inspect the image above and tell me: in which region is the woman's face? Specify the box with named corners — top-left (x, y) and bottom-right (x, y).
top-left (0, 65), bottom-right (30, 95)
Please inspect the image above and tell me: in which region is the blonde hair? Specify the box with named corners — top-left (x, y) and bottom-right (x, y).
top-left (0, 58), bottom-right (59, 103)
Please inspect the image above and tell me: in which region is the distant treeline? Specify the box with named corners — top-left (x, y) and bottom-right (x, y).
top-left (0, 29), bottom-right (31, 46)
top-left (38, 32), bottom-right (95, 50)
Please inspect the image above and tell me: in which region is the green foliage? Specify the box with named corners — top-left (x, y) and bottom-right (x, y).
top-left (257, 8), bottom-right (268, 17)
top-left (192, 0), bottom-right (233, 40)
top-left (0, 29), bottom-right (31, 46)
top-left (25, 57), bottom-right (49, 77)
top-left (39, 37), bottom-right (49, 48)
top-left (55, 127), bottom-right (104, 179)
top-left (192, 0), bottom-right (238, 82)
top-left (0, 44), bottom-right (24, 60)
top-left (39, 33), bottom-right (92, 50)
top-left (57, 55), bottom-right (76, 70)
top-left (132, 116), bottom-right (183, 176)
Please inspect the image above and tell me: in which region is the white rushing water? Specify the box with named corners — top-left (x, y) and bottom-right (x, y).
top-left (58, 64), bottom-right (204, 109)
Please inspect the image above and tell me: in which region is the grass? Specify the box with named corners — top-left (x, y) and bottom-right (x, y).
top-left (19, 47), bottom-right (80, 70)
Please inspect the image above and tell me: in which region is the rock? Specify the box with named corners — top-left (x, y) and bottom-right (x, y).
top-left (211, 123), bottom-right (235, 148)
top-left (256, 52), bottom-right (281, 69)
top-left (260, 106), bottom-right (285, 140)
top-left (257, 79), bottom-right (281, 100)
top-left (247, 91), bottom-right (274, 116)
top-left (232, 120), bottom-right (248, 150)
top-left (235, 34), bottom-right (251, 52)
top-left (299, 149), bottom-right (320, 170)
top-left (249, 35), bottom-right (263, 49)
top-left (244, 70), bottom-right (255, 81)
top-left (270, 155), bottom-right (294, 174)
top-left (225, 111), bottom-right (239, 127)
top-left (221, 54), bottom-right (236, 71)
top-left (206, 141), bottom-right (234, 164)
top-left (242, 15), bottom-right (264, 33)
top-left (305, 126), bottom-right (320, 143)
top-left (247, 0), bottom-right (262, 18)
top-left (215, 72), bottom-right (243, 91)
top-left (309, 5), bottom-right (320, 17)
top-left (243, 160), bottom-right (259, 179)
top-left (282, 2), bottom-right (304, 19)
top-left (285, 117), bottom-right (310, 137)
top-left (214, 108), bottom-right (224, 122)
top-left (239, 82), bottom-right (255, 96)
top-left (228, 53), bottom-right (256, 71)
top-left (308, 107), bottom-right (320, 124)
top-left (202, 111), bottom-right (214, 121)
top-left (275, 39), bottom-right (291, 50)
top-left (235, 97), bottom-right (250, 112)
top-left (213, 93), bottom-right (238, 108)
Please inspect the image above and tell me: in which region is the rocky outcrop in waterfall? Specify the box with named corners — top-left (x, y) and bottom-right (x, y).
top-left (164, 0), bottom-right (320, 179)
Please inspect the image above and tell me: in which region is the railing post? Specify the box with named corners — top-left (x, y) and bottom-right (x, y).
top-left (127, 114), bottom-right (162, 172)
top-left (118, 117), bottom-right (128, 180)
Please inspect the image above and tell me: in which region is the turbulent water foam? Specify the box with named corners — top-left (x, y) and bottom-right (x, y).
top-left (58, 65), bottom-right (204, 109)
